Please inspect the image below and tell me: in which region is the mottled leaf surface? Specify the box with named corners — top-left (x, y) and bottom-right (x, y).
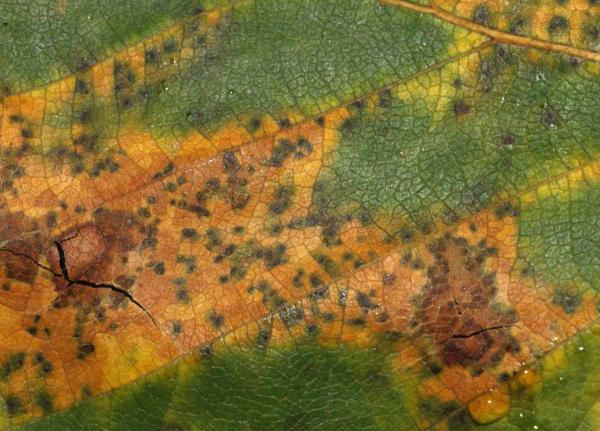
top-left (1, 0), bottom-right (600, 429)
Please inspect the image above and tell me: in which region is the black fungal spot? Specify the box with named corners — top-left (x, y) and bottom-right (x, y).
top-left (269, 185), bottom-right (293, 214)
top-left (206, 310), bottom-right (225, 329)
top-left (2, 352), bottom-right (25, 379)
top-left (176, 288), bottom-right (190, 303)
top-left (200, 345), bottom-right (213, 358)
top-left (77, 343), bottom-right (95, 360)
top-left (153, 162), bottom-right (174, 180)
top-left (376, 312), bottom-right (389, 323)
top-left (223, 151), bottom-right (240, 173)
top-left (310, 273), bottom-right (323, 288)
top-left (553, 290), bottom-right (581, 314)
top-left (296, 137), bottom-right (313, 158)
top-left (279, 305), bottom-right (304, 327)
top-left (163, 39), bottom-right (178, 53)
top-left (349, 317), bottom-right (366, 326)
top-left (74, 78), bottom-right (89, 94)
top-left (549, 16), bottom-right (569, 35)
top-left (191, 4), bottom-right (204, 15)
top-left (340, 117), bottom-right (358, 133)
top-left (315, 116), bottom-right (325, 127)
top-left (9, 114), bottom-right (24, 123)
top-left (144, 48), bottom-right (159, 63)
top-left (494, 202), bottom-right (519, 219)
top-left (500, 133), bottom-right (516, 147)
top-left (383, 273), bottom-right (396, 285)
top-left (263, 243), bottom-right (287, 269)
top-left (248, 118), bottom-right (261, 131)
top-left (378, 89), bottom-right (393, 108)
top-left (541, 108), bottom-right (560, 128)
top-left (510, 17), bottom-right (527, 35)
top-left (305, 323), bottom-right (318, 335)
top-left (181, 228), bottom-right (199, 241)
top-left (266, 139), bottom-right (295, 167)
top-left (172, 321), bottom-right (182, 335)
top-left (39, 360), bottom-right (53, 376)
top-left (33, 352), bottom-right (45, 365)
top-left (5, 394), bottom-right (22, 416)
top-left (473, 4), bottom-right (491, 26)
top-left (277, 118), bottom-right (291, 128)
top-left (313, 253), bottom-right (340, 277)
top-left (338, 290), bottom-right (347, 306)
top-left (73, 133), bottom-right (98, 151)
top-left (21, 128), bottom-right (33, 139)
top-left (356, 291), bottom-right (378, 312)
top-left (453, 100), bottom-right (472, 116)
top-left (293, 269), bottom-right (305, 288)
top-left (138, 207), bottom-right (151, 218)
top-left (205, 227), bottom-right (222, 250)
top-left (257, 329), bottom-right (271, 347)
top-left (35, 391), bottom-right (53, 415)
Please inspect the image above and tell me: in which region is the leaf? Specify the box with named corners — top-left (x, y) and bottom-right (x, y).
top-left (0, 0), bottom-right (599, 429)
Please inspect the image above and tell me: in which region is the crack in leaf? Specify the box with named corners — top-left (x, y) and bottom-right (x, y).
top-left (53, 238), bottom-right (158, 326)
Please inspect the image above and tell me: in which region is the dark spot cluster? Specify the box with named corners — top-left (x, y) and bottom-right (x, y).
top-left (548, 15), bottom-right (569, 36)
top-left (265, 137), bottom-right (313, 167)
top-left (415, 234), bottom-right (518, 370)
top-left (77, 342), bottom-right (95, 360)
top-left (473, 4), bottom-right (491, 26)
top-left (2, 352), bottom-right (25, 380)
top-left (113, 61), bottom-right (137, 109)
top-left (312, 252), bottom-right (340, 277)
top-left (453, 100), bottom-right (472, 116)
top-left (33, 351), bottom-right (53, 376)
top-left (269, 185), bottom-right (294, 215)
top-left (494, 201), bottom-right (520, 219)
top-left (479, 46), bottom-right (513, 93)
top-left (176, 255), bottom-right (197, 273)
top-left (356, 291), bottom-right (379, 313)
top-left (553, 289), bottom-right (581, 314)
top-left (195, 165), bottom-right (251, 212)
top-left (206, 309), bottom-right (225, 329)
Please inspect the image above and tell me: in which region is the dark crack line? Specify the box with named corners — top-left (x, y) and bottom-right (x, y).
top-left (53, 240), bottom-right (158, 326)
top-left (447, 325), bottom-right (510, 341)
top-left (0, 248), bottom-right (61, 277)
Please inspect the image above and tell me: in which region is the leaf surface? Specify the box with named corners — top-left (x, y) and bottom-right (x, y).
top-left (1, 0), bottom-right (600, 429)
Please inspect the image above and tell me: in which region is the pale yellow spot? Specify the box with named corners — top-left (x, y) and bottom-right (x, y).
top-left (467, 385), bottom-right (510, 424)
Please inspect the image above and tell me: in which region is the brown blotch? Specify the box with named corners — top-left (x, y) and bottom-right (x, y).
top-left (415, 235), bottom-right (517, 369)
top-left (47, 210), bottom-right (143, 293)
top-left (453, 100), bottom-right (472, 116)
top-left (0, 211), bottom-right (42, 284)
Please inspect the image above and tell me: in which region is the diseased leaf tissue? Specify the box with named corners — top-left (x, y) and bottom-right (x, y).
top-left (0, 0), bottom-right (600, 429)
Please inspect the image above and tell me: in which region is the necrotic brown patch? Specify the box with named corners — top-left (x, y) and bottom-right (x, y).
top-left (47, 209), bottom-right (144, 294)
top-left (416, 235), bottom-right (517, 369)
top-left (0, 211), bottom-right (42, 284)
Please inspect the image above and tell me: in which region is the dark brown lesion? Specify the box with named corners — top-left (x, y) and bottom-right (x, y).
top-left (414, 234), bottom-right (518, 370)
top-left (1, 208), bottom-right (156, 325)
top-left (43, 209), bottom-right (157, 324)
top-left (0, 211), bottom-right (43, 284)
